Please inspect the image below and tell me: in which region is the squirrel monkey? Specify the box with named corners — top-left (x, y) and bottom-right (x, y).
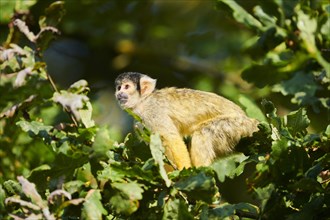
top-left (115, 72), bottom-right (258, 170)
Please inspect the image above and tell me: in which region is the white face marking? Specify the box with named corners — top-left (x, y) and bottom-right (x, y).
top-left (115, 80), bottom-right (140, 109)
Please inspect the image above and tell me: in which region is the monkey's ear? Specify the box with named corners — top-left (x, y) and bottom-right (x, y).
top-left (140, 75), bottom-right (156, 96)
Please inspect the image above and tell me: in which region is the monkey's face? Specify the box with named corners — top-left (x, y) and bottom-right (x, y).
top-left (115, 80), bottom-right (140, 109)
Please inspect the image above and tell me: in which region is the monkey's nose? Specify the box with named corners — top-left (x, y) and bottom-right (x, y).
top-left (116, 93), bottom-right (128, 104)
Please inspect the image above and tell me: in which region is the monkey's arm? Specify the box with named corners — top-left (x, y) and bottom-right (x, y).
top-left (146, 117), bottom-right (192, 170)
top-left (161, 132), bottom-right (192, 170)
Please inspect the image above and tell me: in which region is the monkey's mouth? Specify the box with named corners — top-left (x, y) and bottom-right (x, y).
top-left (118, 98), bottom-right (127, 105)
top-left (116, 96), bottom-right (128, 105)
top-left (116, 93), bottom-right (128, 105)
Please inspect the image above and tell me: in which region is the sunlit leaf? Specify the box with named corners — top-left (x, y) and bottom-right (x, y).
top-left (14, 67), bottom-right (32, 87)
top-left (163, 197), bottom-right (193, 220)
top-left (0, 95), bottom-right (36, 118)
top-left (150, 134), bottom-right (171, 187)
top-left (68, 79), bottom-right (89, 93)
top-left (0, 185), bottom-right (5, 212)
top-left (253, 5), bottom-right (277, 27)
top-left (217, 0), bottom-right (263, 30)
top-left (271, 138), bottom-right (289, 159)
top-left (82, 189), bottom-right (107, 220)
top-left (16, 120), bottom-right (53, 137)
top-left (3, 180), bottom-right (23, 196)
top-left (13, 19), bottom-right (36, 42)
top-left (320, 17), bottom-right (330, 37)
top-left (112, 181), bottom-right (144, 201)
top-left (297, 10), bottom-right (317, 53)
top-left (79, 101), bottom-right (95, 128)
top-left (0, 0), bottom-right (37, 23)
top-left (53, 91), bottom-right (89, 121)
top-left (92, 126), bottom-right (113, 157)
top-left (239, 95), bottom-right (266, 121)
top-left (64, 180), bottom-right (86, 195)
top-left (17, 176), bottom-right (46, 208)
top-left (109, 182), bottom-right (143, 215)
top-left (108, 162), bottom-right (157, 184)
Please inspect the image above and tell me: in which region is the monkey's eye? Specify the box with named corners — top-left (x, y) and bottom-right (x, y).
top-left (117, 86), bottom-right (121, 91)
top-left (124, 84), bottom-right (130, 89)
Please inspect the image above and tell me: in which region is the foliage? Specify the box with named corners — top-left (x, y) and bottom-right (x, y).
top-left (217, 0), bottom-right (330, 115)
top-left (1, 0), bottom-right (329, 219)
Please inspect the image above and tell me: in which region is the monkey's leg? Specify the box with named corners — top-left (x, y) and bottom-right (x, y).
top-left (190, 125), bottom-right (216, 167)
top-left (190, 116), bottom-right (257, 167)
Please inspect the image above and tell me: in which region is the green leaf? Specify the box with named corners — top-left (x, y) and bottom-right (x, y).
top-left (272, 72), bottom-right (321, 111)
top-left (245, 27), bottom-right (285, 59)
top-left (3, 180), bottom-right (23, 196)
top-left (92, 126), bottom-right (113, 157)
top-left (112, 181), bottom-right (144, 201)
top-left (285, 108), bottom-right (310, 136)
top-left (68, 79), bottom-right (89, 93)
top-left (325, 125), bottom-right (330, 136)
top-left (13, 19), bottom-right (36, 42)
top-left (238, 95), bottom-right (266, 121)
top-left (16, 120), bottom-right (52, 137)
top-left (208, 203), bottom-right (236, 218)
top-left (261, 99), bottom-right (284, 139)
top-left (297, 10), bottom-right (317, 48)
top-left (64, 180), bottom-right (86, 195)
top-left (174, 168), bottom-right (218, 204)
top-left (163, 197), bottom-right (193, 220)
top-left (109, 192), bottom-right (136, 215)
top-left (82, 189), bottom-right (107, 220)
top-left (212, 154), bottom-right (248, 182)
top-left (98, 161), bottom-right (157, 186)
top-left (208, 202), bottom-right (259, 219)
top-left (28, 153), bottom-right (89, 193)
top-left (0, 0), bottom-right (36, 23)
top-left (253, 184), bottom-right (275, 212)
top-left (35, 27), bottom-right (59, 53)
top-left (217, 0), bottom-right (263, 31)
top-left (97, 162), bottom-right (122, 183)
top-left (39, 1), bottom-right (65, 28)
top-left (17, 176), bottom-right (46, 208)
top-left (253, 5), bottom-right (277, 27)
top-left (271, 138), bottom-right (289, 159)
top-left (0, 184), bottom-right (5, 212)
top-left (320, 17), bottom-right (330, 37)
top-left (150, 134), bottom-right (171, 187)
top-left (296, 10), bottom-right (330, 76)
top-left (53, 91), bottom-right (89, 121)
top-left (14, 67), bottom-right (32, 87)
top-left (109, 182), bottom-right (143, 215)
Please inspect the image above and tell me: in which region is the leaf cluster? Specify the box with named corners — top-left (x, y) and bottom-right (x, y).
top-left (217, 0), bottom-right (330, 114)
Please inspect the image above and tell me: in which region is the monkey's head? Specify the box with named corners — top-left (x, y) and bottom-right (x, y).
top-left (115, 72), bottom-right (157, 109)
